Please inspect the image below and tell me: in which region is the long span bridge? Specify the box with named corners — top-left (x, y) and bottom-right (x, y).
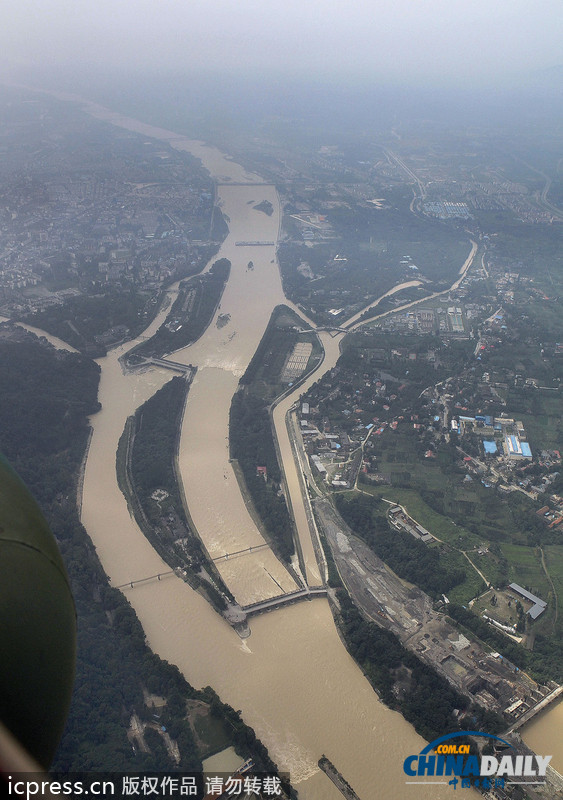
top-left (235, 241), bottom-right (275, 246)
top-left (212, 543), bottom-right (269, 562)
top-left (116, 570), bottom-right (176, 590)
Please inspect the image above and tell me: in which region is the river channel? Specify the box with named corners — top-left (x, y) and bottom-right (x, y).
top-left (74, 102), bottom-right (560, 797)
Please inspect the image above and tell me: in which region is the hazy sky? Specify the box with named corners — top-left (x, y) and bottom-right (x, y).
top-left (3, 0), bottom-right (562, 87)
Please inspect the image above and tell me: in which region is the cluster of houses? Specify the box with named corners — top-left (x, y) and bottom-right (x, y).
top-left (452, 414), bottom-right (533, 461)
top-left (0, 103), bottom-right (216, 315)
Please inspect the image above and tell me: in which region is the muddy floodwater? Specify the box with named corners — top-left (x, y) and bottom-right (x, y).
top-left (521, 699), bottom-right (563, 773)
top-left (76, 103), bottom-right (484, 798)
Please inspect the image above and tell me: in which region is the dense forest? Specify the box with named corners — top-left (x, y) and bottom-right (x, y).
top-left (229, 304), bottom-right (323, 564)
top-left (0, 331), bottom-right (283, 775)
top-left (130, 377), bottom-right (188, 508)
top-left (240, 306), bottom-right (300, 390)
top-left (230, 390), bottom-right (295, 562)
top-left (0, 337), bottom-right (100, 499)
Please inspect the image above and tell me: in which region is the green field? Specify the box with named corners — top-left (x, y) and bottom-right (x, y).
top-left (469, 549), bottom-right (508, 588)
top-left (512, 394), bottom-right (563, 452)
top-left (500, 543), bottom-right (550, 599)
top-left (359, 484), bottom-right (531, 604)
top-left (543, 544), bottom-right (563, 617)
top-left (369, 422), bottom-right (541, 548)
top-left (191, 710), bottom-right (232, 759)
top-left (438, 549), bottom-right (486, 605)
top-left (370, 427), bottom-right (447, 491)
top-left (366, 486), bottom-right (481, 549)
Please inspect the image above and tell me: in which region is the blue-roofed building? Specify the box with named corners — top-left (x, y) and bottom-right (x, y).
top-left (483, 440), bottom-right (498, 455)
top-left (505, 436), bottom-right (533, 459)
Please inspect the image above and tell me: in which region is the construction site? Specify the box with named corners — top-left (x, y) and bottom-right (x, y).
top-left (314, 497), bottom-right (560, 727)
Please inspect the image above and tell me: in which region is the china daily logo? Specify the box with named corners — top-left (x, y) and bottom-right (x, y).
top-left (403, 731), bottom-right (552, 790)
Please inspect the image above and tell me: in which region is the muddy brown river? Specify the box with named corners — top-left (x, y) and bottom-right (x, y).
top-left (73, 102), bottom-right (560, 797)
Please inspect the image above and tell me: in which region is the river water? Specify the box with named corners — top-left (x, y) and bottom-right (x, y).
top-left (521, 699), bottom-right (563, 773)
top-left (80, 279), bottom-right (445, 799)
top-left (173, 183), bottom-right (301, 604)
top-left (74, 103), bottom-right (562, 798)
top-left (0, 317), bottom-right (79, 352)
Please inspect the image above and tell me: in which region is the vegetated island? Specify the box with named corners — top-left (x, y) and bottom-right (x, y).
top-left (253, 200), bottom-right (274, 216)
top-left (116, 375), bottom-right (233, 613)
top-left (230, 305), bottom-right (322, 564)
top-left (126, 258), bottom-right (230, 362)
top-left (318, 756), bottom-right (362, 800)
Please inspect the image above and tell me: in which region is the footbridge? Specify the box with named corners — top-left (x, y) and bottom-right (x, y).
top-left (116, 570), bottom-right (176, 590)
top-left (143, 357), bottom-right (195, 374)
top-left (242, 586), bottom-right (327, 617)
top-left (212, 543), bottom-right (269, 562)
top-left (317, 325), bottom-right (350, 333)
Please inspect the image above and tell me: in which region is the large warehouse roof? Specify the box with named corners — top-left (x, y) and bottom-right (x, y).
top-left (508, 583), bottom-right (547, 619)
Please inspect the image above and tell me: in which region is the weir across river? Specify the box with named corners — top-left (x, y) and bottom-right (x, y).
top-left (242, 587), bottom-right (328, 617)
top-left (126, 356), bottom-right (196, 375)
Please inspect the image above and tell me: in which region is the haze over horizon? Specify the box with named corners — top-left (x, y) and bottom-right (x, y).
top-left (2, 0), bottom-right (562, 92)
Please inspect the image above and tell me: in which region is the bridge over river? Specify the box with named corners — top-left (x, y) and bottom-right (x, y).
top-left (118, 567), bottom-right (327, 621)
top-left (242, 587), bottom-right (327, 617)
